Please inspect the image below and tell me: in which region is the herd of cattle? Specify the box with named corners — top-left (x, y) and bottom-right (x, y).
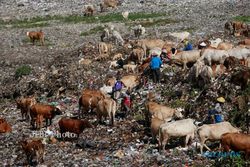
top-left (1, 2), bottom-right (250, 164)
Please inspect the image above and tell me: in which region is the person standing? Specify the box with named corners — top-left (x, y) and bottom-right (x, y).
top-left (150, 53), bottom-right (162, 83)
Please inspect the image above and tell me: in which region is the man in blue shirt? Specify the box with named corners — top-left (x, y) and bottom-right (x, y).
top-left (150, 54), bottom-right (162, 83)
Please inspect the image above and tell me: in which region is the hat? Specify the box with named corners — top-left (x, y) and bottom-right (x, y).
top-left (217, 97), bottom-right (225, 103)
top-left (200, 42), bottom-right (206, 47)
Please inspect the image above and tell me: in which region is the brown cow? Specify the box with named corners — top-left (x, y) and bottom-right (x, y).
top-left (20, 139), bottom-right (45, 166)
top-left (129, 47), bottom-right (144, 64)
top-left (58, 118), bottom-right (92, 138)
top-left (100, 0), bottom-right (118, 12)
top-left (16, 97), bottom-right (36, 120)
top-left (78, 89), bottom-right (106, 118)
top-left (231, 69), bottom-right (250, 90)
top-left (0, 118), bottom-right (12, 133)
top-left (221, 133), bottom-right (250, 158)
top-left (30, 104), bottom-right (61, 129)
top-left (84, 5), bottom-right (95, 16)
top-left (96, 98), bottom-right (116, 126)
top-left (26, 31), bottom-right (45, 46)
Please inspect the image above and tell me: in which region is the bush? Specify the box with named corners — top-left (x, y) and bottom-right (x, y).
top-left (15, 65), bottom-right (32, 78)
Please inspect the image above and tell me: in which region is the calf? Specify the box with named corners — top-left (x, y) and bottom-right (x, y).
top-left (30, 104), bottom-right (61, 129)
top-left (197, 122), bottom-right (241, 154)
top-left (159, 118), bottom-right (198, 151)
top-left (58, 118), bottom-right (92, 138)
top-left (16, 97), bottom-right (36, 121)
top-left (0, 118), bottom-right (12, 133)
top-left (27, 31), bottom-right (45, 46)
top-left (221, 133), bottom-right (250, 158)
top-left (96, 98), bottom-right (116, 126)
top-left (20, 139), bottom-right (45, 166)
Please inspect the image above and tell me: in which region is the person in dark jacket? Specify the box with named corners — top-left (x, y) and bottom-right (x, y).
top-left (150, 53), bottom-right (162, 83)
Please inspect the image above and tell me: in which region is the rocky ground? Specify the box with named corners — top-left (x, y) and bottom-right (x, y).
top-left (0, 0), bottom-right (250, 166)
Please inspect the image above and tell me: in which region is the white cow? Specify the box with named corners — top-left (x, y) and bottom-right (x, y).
top-left (159, 118), bottom-right (199, 151)
top-left (197, 122), bottom-right (241, 154)
top-left (201, 49), bottom-right (229, 66)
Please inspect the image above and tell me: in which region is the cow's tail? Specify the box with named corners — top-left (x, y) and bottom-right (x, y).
top-left (78, 97), bottom-right (82, 118)
top-left (111, 100), bottom-right (116, 126)
top-left (158, 127), bottom-right (162, 150)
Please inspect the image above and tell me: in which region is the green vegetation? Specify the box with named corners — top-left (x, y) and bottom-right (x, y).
top-left (15, 65), bottom-right (32, 78)
top-left (0, 12), bottom-right (172, 29)
top-left (233, 16), bottom-right (250, 23)
top-left (80, 26), bottom-right (104, 36)
top-left (212, 156), bottom-right (250, 167)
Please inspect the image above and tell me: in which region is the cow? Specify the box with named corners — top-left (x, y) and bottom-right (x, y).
top-left (30, 104), bottom-right (62, 129)
top-left (96, 98), bottom-right (116, 126)
top-left (78, 89), bottom-right (106, 118)
top-left (58, 118), bottom-right (92, 138)
top-left (121, 74), bottom-right (140, 90)
top-left (130, 47), bottom-right (144, 64)
top-left (130, 39), bottom-right (165, 57)
top-left (83, 5), bottom-right (95, 16)
top-left (111, 30), bottom-right (124, 46)
top-left (133, 25), bottom-right (146, 39)
top-left (20, 139), bottom-right (45, 166)
top-left (200, 48), bottom-right (229, 66)
top-left (197, 121), bottom-right (241, 154)
top-left (172, 50), bottom-right (201, 69)
top-left (217, 42), bottom-right (233, 50)
top-left (16, 97), bottom-right (36, 121)
top-left (98, 42), bottom-right (112, 55)
top-left (227, 47), bottom-right (250, 59)
top-left (230, 69), bottom-right (250, 90)
top-left (145, 101), bottom-right (183, 126)
top-left (113, 53), bottom-right (123, 60)
top-left (101, 28), bottom-right (110, 42)
top-left (159, 118), bottom-right (198, 151)
top-left (100, 0), bottom-right (118, 12)
top-left (232, 21), bottom-right (247, 36)
top-left (225, 21), bottom-right (234, 35)
top-left (123, 64), bottom-right (138, 73)
top-left (221, 133), bottom-right (250, 158)
top-left (26, 31), bottom-right (45, 46)
top-left (0, 118), bottom-right (12, 133)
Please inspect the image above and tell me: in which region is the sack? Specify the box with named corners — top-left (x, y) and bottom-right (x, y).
top-left (115, 81), bottom-right (123, 91)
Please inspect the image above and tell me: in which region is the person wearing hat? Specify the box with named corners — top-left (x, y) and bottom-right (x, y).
top-left (182, 39), bottom-right (193, 51)
top-left (150, 52), bottom-right (162, 83)
top-left (208, 97), bottom-right (225, 124)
